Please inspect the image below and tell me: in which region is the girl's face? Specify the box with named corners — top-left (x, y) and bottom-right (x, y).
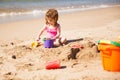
top-left (47, 18), bottom-right (55, 26)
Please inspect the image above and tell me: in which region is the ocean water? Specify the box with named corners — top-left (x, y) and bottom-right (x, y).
top-left (0, 0), bottom-right (120, 23)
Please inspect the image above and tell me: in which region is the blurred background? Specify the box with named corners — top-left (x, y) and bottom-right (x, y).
top-left (0, 0), bottom-right (120, 23)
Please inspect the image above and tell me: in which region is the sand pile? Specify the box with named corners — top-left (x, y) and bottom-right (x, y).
top-left (0, 37), bottom-right (101, 79)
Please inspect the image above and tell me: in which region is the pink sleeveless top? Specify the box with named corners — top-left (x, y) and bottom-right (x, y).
top-left (45, 24), bottom-right (60, 38)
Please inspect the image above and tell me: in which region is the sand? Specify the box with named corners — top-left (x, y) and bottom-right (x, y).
top-left (0, 6), bottom-right (120, 80)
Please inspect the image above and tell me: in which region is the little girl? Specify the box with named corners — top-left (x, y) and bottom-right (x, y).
top-left (37, 9), bottom-right (66, 46)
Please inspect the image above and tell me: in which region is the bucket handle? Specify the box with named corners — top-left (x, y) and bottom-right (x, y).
top-left (101, 50), bottom-right (112, 58)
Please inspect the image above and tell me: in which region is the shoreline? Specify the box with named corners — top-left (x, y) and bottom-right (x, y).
top-left (0, 5), bottom-right (120, 24)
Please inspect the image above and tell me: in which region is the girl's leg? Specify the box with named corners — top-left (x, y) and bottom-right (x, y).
top-left (53, 38), bottom-right (60, 46)
top-left (60, 37), bottom-right (67, 44)
top-left (54, 37), bottom-right (67, 46)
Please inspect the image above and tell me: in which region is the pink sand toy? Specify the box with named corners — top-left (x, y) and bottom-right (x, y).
top-left (71, 44), bottom-right (84, 49)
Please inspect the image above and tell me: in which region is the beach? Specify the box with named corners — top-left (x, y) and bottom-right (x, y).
top-left (0, 6), bottom-right (120, 80)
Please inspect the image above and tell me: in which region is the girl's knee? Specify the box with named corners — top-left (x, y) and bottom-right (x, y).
top-left (61, 37), bottom-right (67, 43)
top-left (54, 39), bottom-right (60, 46)
top-left (54, 37), bottom-right (67, 46)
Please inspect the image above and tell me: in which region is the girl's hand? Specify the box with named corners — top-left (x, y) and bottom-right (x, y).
top-left (37, 38), bottom-right (41, 41)
top-left (51, 37), bottom-right (56, 40)
top-left (52, 36), bottom-right (58, 40)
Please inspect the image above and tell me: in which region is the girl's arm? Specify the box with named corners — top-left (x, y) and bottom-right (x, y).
top-left (37, 25), bottom-right (46, 41)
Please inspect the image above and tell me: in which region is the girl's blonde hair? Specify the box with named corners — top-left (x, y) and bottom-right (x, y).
top-left (45, 9), bottom-right (58, 26)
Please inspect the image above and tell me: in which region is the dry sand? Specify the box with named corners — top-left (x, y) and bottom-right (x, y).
top-left (0, 6), bottom-right (120, 80)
